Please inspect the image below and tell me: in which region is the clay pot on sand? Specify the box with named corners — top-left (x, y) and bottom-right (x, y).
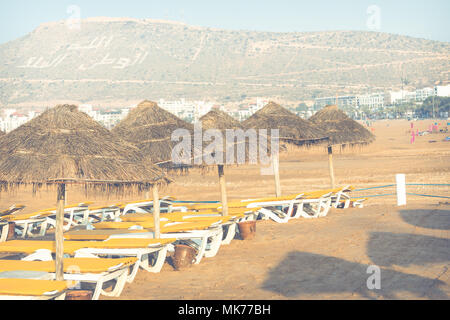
top-left (65, 290), bottom-right (93, 300)
top-left (238, 220), bottom-right (257, 240)
top-left (6, 222), bottom-right (15, 241)
top-left (172, 244), bottom-right (197, 271)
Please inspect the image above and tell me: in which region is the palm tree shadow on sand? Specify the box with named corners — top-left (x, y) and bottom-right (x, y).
top-left (261, 251), bottom-right (447, 299)
top-left (399, 208), bottom-right (450, 230)
top-left (367, 232), bottom-right (450, 268)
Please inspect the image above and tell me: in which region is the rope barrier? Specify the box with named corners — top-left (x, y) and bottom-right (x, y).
top-left (353, 183), bottom-right (449, 199)
top-left (354, 185), bottom-right (395, 191)
top-left (406, 193), bottom-right (450, 199)
top-left (406, 184), bottom-right (450, 187)
top-left (352, 193), bottom-right (396, 198)
top-left (354, 183), bottom-right (450, 192)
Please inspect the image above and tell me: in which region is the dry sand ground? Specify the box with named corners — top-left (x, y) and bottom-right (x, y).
top-left (0, 119), bottom-right (449, 299)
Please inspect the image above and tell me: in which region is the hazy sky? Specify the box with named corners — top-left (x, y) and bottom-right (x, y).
top-left (0, 0), bottom-right (449, 44)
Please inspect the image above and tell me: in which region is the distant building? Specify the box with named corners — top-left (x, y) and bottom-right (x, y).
top-left (435, 85), bottom-right (450, 97)
top-left (158, 98), bottom-right (215, 122)
top-left (314, 93), bottom-right (384, 110)
top-left (0, 109), bottom-right (40, 133)
top-left (388, 85), bottom-right (450, 105)
top-left (78, 104), bottom-right (130, 129)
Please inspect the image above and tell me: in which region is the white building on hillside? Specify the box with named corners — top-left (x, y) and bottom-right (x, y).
top-left (0, 109), bottom-right (40, 133)
top-left (435, 85), bottom-right (450, 97)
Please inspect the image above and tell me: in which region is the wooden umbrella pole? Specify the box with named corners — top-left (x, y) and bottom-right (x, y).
top-left (218, 164), bottom-right (229, 216)
top-left (55, 183), bottom-right (65, 281)
top-left (328, 146), bottom-right (335, 189)
top-left (152, 185), bottom-right (160, 239)
top-left (272, 155), bottom-right (282, 198)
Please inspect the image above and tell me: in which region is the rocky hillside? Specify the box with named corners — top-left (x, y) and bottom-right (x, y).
top-left (0, 17), bottom-right (449, 106)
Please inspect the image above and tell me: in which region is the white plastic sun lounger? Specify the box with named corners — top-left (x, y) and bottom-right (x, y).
top-left (86, 220), bottom-right (225, 264)
top-left (107, 228), bottom-right (223, 263)
top-left (85, 205), bottom-right (123, 223)
top-left (1, 212), bottom-right (50, 239)
top-left (0, 258), bottom-right (137, 300)
top-left (240, 193), bottom-right (332, 222)
top-left (0, 239), bottom-right (174, 284)
top-left (44, 205), bottom-right (91, 231)
top-left (121, 199), bottom-right (174, 216)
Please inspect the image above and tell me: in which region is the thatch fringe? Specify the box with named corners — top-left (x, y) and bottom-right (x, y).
top-left (112, 100), bottom-right (203, 172)
top-left (243, 101), bottom-right (329, 151)
top-left (308, 105), bottom-right (375, 147)
top-left (0, 104), bottom-right (170, 195)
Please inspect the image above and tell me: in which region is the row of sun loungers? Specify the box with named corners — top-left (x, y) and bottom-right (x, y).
top-left (0, 186), bottom-right (366, 299)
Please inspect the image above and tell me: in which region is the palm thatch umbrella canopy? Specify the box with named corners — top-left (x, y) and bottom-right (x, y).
top-left (198, 108), bottom-right (262, 212)
top-left (309, 105), bottom-right (376, 188)
top-left (309, 105), bottom-right (375, 147)
top-left (0, 104), bottom-right (169, 280)
top-left (112, 100), bottom-right (195, 170)
top-left (243, 101), bottom-right (328, 147)
top-left (243, 101), bottom-right (328, 197)
top-left (200, 108), bottom-right (244, 130)
top-left (0, 104), bottom-right (168, 190)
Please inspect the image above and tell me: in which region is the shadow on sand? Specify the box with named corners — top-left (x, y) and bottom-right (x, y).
top-left (367, 232), bottom-right (450, 267)
top-left (261, 251), bottom-right (447, 299)
top-left (399, 208), bottom-right (450, 230)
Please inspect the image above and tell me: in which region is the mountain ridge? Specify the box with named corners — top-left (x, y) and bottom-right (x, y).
top-left (0, 18), bottom-right (448, 108)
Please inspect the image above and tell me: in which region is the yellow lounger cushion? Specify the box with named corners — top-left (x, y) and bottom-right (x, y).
top-left (160, 221), bottom-right (217, 232)
top-left (0, 238), bottom-right (176, 255)
top-left (1, 211), bottom-right (52, 221)
top-left (36, 203), bottom-right (93, 213)
top-left (64, 229), bottom-right (146, 241)
top-left (0, 257), bottom-right (137, 274)
top-left (0, 279), bottom-right (68, 297)
top-left (93, 220), bottom-right (171, 230)
top-left (88, 205), bottom-right (120, 212)
top-left (121, 212), bottom-right (244, 223)
top-left (94, 220), bottom-right (216, 231)
top-left (189, 202), bottom-right (252, 210)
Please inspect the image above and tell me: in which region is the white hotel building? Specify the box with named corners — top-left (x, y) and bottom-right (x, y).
top-left (0, 109), bottom-right (39, 133)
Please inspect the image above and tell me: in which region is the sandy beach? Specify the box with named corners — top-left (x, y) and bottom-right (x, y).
top-left (1, 119), bottom-right (449, 300)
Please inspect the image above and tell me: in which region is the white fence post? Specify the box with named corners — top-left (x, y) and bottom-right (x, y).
top-left (396, 174), bottom-right (407, 206)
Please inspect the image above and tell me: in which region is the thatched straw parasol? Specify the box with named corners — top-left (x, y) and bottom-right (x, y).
top-left (198, 108), bottom-right (262, 215)
top-left (112, 100), bottom-right (196, 171)
top-left (243, 101), bottom-right (328, 196)
top-left (309, 105), bottom-right (375, 146)
top-left (244, 101), bottom-right (328, 146)
top-left (0, 104), bottom-right (169, 281)
top-left (112, 100), bottom-right (202, 230)
top-left (309, 105), bottom-right (376, 188)
top-left (200, 108), bottom-right (244, 130)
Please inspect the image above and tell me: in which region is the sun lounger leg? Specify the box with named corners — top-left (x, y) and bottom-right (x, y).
top-left (204, 228), bottom-right (223, 258)
top-left (126, 258), bottom-right (142, 283)
top-left (38, 220), bottom-right (49, 237)
top-left (194, 237), bottom-right (208, 264)
top-left (139, 247), bottom-right (168, 273)
top-left (291, 202), bottom-right (304, 219)
top-left (90, 280), bottom-right (104, 300)
top-left (319, 198), bottom-right (332, 217)
top-left (221, 223), bottom-right (236, 245)
top-left (0, 224), bottom-right (8, 242)
top-left (54, 293), bottom-right (66, 300)
top-left (99, 270), bottom-right (128, 298)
